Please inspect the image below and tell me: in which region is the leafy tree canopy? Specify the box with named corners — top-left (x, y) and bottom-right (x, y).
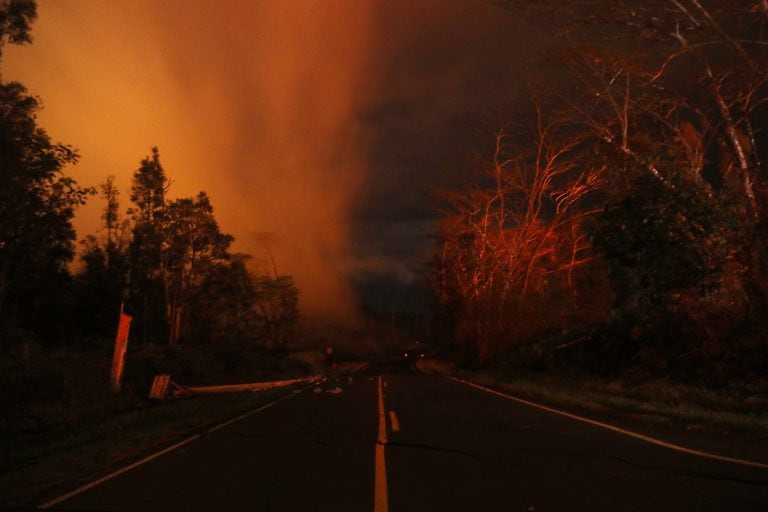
top-left (0, 81), bottom-right (92, 338)
top-left (0, 0), bottom-right (36, 61)
top-left (591, 166), bottom-right (730, 311)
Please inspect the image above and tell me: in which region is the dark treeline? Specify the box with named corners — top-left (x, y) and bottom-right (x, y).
top-left (0, 1), bottom-right (299, 352)
top-left (75, 149), bottom-right (300, 349)
top-left (432, 1), bottom-right (768, 382)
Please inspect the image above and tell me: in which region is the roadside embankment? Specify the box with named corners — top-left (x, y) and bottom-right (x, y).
top-left (0, 344), bottom-right (334, 507)
top-left (415, 357), bottom-right (768, 437)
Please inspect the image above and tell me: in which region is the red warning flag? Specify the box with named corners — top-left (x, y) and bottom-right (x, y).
top-left (110, 309), bottom-right (133, 392)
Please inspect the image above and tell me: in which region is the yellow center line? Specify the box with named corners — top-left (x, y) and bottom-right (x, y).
top-left (374, 376), bottom-right (389, 512)
top-left (388, 410), bottom-right (400, 432)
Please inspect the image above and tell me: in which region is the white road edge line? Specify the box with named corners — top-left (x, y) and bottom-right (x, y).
top-left (374, 376), bottom-right (389, 512)
top-left (38, 434), bottom-right (201, 509)
top-left (39, 389), bottom-right (306, 509)
top-left (450, 376), bottom-right (768, 470)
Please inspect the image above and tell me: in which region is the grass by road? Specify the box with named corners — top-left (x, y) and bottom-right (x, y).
top-left (416, 358), bottom-right (768, 437)
top-left (0, 344), bottom-right (333, 508)
top-left (0, 385), bottom-right (314, 507)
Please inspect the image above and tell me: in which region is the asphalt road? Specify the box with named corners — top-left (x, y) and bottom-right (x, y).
top-left (46, 361), bottom-right (768, 511)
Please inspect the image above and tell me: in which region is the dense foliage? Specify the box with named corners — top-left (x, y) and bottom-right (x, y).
top-left (432, 0), bottom-right (768, 381)
top-left (75, 149), bottom-right (302, 349)
top-left (0, 47), bottom-right (93, 341)
top-left (0, 1), bottom-right (301, 352)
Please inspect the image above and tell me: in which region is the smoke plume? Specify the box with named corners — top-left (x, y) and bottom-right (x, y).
top-left (5, 0), bottom-right (375, 322)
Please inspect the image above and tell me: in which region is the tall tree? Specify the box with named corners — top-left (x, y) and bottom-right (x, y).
top-left (100, 176), bottom-right (122, 259)
top-left (187, 254), bottom-right (257, 344)
top-left (433, 115), bottom-right (605, 362)
top-left (0, 80), bottom-right (92, 341)
top-left (127, 147), bottom-right (169, 344)
top-left (74, 176), bottom-right (130, 339)
top-left (161, 192), bottom-right (233, 344)
top-left (502, 0), bottom-right (768, 320)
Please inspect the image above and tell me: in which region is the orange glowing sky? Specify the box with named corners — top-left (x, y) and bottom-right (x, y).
top-left (3, 0), bottom-right (545, 322)
top-left (5, 0), bottom-right (377, 321)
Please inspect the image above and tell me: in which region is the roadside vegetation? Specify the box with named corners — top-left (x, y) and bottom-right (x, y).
top-left (0, 340), bottom-right (325, 507)
top-left (3, 0), bottom-right (768, 503)
top-left (0, 2), bottom-right (329, 505)
top-left (429, 1), bottom-right (768, 400)
top-left (1, 1), bottom-right (303, 351)
top-left (1, 386), bottom-right (306, 507)
top-left (416, 358), bottom-right (768, 436)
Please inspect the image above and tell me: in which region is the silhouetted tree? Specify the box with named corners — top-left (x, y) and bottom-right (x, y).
top-left (0, 80), bottom-right (92, 342)
top-left (187, 254), bottom-right (257, 344)
top-left (162, 192), bottom-right (233, 344)
top-left (0, 0), bottom-right (36, 61)
top-left (127, 147), bottom-right (169, 344)
top-left (74, 176), bottom-right (130, 339)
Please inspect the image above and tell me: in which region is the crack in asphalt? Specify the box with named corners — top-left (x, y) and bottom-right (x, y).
top-left (381, 440), bottom-right (768, 487)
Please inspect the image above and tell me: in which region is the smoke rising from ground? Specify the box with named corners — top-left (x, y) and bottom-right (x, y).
top-left (4, 0), bottom-right (545, 328)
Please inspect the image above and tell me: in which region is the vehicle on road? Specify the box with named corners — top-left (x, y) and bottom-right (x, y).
top-left (402, 341), bottom-right (431, 360)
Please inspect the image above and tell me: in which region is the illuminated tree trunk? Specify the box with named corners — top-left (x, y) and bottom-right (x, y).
top-left (435, 117), bottom-right (602, 360)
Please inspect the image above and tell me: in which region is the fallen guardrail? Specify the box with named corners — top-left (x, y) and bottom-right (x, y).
top-left (149, 374), bottom-right (322, 400)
